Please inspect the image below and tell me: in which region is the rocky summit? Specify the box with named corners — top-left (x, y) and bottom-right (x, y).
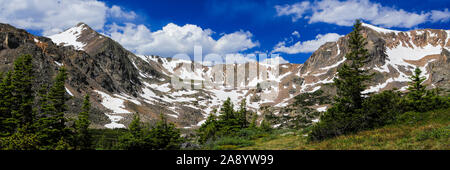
top-left (0, 22), bottom-right (449, 130)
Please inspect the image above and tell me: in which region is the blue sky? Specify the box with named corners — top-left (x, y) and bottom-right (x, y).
top-left (1, 0), bottom-right (449, 63)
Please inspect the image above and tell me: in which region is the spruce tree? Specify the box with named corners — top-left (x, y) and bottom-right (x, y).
top-left (404, 67), bottom-right (431, 112)
top-left (218, 98), bottom-right (241, 134)
top-left (220, 98), bottom-right (235, 121)
top-left (47, 67), bottom-right (69, 136)
top-left (310, 20), bottom-right (373, 140)
top-left (197, 113), bottom-right (218, 144)
top-left (238, 99), bottom-right (248, 128)
top-left (34, 67), bottom-right (71, 149)
top-left (406, 67), bottom-right (426, 101)
top-left (0, 71), bottom-right (15, 136)
top-left (34, 83), bottom-right (59, 148)
top-left (149, 114), bottom-right (183, 150)
top-left (11, 54), bottom-right (35, 130)
top-left (118, 113), bottom-right (147, 150)
top-left (333, 19), bottom-right (373, 112)
top-left (75, 94), bottom-right (92, 150)
top-left (128, 113), bottom-right (142, 138)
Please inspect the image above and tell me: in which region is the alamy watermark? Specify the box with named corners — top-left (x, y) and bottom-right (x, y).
top-left (170, 46), bottom-right (283, 101)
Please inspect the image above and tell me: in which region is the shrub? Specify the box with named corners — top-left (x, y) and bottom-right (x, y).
top-left (415, 125), bottom-right (449, 141)
top-left (362, 90), bottom-right (402, 128)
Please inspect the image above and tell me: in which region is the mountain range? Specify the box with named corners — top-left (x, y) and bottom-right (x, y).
top-left (0, 22), bottom-right (448, 130)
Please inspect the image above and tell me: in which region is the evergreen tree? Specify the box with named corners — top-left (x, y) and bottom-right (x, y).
top-left (149, 114), bottom-right (183, 150)
top-left (310, 20), bottom-right (373, 140)
top-left (0, 71), bottom-right (15, 136)
top-left (75, 94), bottom-right (92, 150)
top-left (117, 113), bottom-right (147, 150)
top-left (10, 54), bottom-right (35, 130)
top-left (197, 113), bottom-right (218, 144)
top-left (34, 67), bottom-right (71, 149)
top-left (128, 114), bottom-right (142, 138)
top-left (219, 98), bottom-right (235, 121)
top-left (0, 126), bottom-right (39, 150)
top-left (256, 83), bottom-right (262, 93)
top-left (34, 83), bottom-right (59, 149)
top-left (237, 99), bottom-right (249, 128)
top-left (333, 20), bottom-right (373, 112)
top-left (249, 113), bottom-right (258, 129)
top-left (217, 98), bottom-right (241, 134)
top-left (404, 67), bottom-right (427, 111)
top-left (402, 67), bottom-right (449, 111)
top-left (48, 67), bottom-right (69, 132)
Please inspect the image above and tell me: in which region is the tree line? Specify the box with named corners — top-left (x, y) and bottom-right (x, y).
top-left (0, 54), bottom-right (91, 149)
top-left (0, 54), bottom-right (185, 150)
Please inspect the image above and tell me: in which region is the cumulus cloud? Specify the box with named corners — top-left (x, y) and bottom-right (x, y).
top-left (0, 0), bottom-right (136, 35)
top-left (272, 33), bottom-right (342, 54)
top-left (430, 9), bottom-right (450, 23)
top-left (109, 5), bottom-right (137, 20)
top-left (275, 0), bottom-right (450, 28)
top-left (106, 22), bottom-right (259, 58)
top-left (275, 1), bottom-right (311, 21)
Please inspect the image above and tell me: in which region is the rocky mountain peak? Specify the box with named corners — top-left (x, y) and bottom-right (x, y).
top-left (1, 22), bottom-right (449, 130)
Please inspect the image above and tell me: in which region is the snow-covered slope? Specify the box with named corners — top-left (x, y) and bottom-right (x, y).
top-left (45, 22), bottom-right (450, 129)
top-left (48, 23), bottom-right (88, 50)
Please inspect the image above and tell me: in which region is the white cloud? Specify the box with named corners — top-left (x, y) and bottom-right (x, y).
top-left (276, 0), bottom-right (450, 28)
top-left (107, 22), bottom-right (259, 58)
top-left (0, 0), bottom-right (136, 35)
top-left (292, 31), bottom-right (300, 38)
top-left (273, 33), bottom-right (342, 54)
top-left (275, 1), bottom-right (311, 21)
top-left (430, 9), bottom-right (450, 23)
top-left (261, 56), bottom-right (289, 64)
top-left (109, 5), bottom-right (137, 20)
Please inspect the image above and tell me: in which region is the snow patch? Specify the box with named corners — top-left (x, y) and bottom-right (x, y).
top-left (65, 87), bottom-right (73, 96)
top-left (94, 90), bottom-right (131, 114)
top-left (316, 106), bottom-right (327, 112)
top-left (49, 24), bottom-right (87, 50)
top-left (361, 23), bottom-right (400, 34)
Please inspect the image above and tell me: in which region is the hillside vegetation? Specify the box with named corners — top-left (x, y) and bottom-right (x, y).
top-left (240, 108), bottom-right (449, 150)
top-left (196, 20), bottom-right (449, 150)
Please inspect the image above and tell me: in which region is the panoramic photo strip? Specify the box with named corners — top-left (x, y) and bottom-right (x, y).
top-left (0, 0), bottom-right (449, 169)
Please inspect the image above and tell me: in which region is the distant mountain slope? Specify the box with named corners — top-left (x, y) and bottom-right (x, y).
top-left (299, 23), bottom-right (450, 95)
top-left (1, 22), bottom-right (448, 130)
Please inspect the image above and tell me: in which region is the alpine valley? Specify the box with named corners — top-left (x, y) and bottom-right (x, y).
top-left (0, 22), bottom-right (449, 132)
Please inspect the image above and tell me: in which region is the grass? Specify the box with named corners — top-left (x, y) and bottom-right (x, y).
top-left (239, 108), bottom-right (450, 150)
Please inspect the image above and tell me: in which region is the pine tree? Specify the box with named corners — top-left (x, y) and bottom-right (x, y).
top-left (197, 113), bottom-right (218, 144)
top-left (75, 94), bottom-right (92, 150)
top-left (34, 67), bottom-right (71, 149)
top-left (10, 54), bottom-right (35, 130)
top-left (117, 113), bottom-right (148, 150)
top-left (249, 113), bottom-right (258, 129)
top-left (149, 114), bottom-right (183, 150)
top-left (0, 71), bottom-right (15, 136)
top-left (220, 98), bottom-right (235, 121)
top-left (34, 83), bottom-right (59, 148)
top-left (48, 67), bottom-right (69, 132)
top-left (309, 20), bottom-right (373, 140)
top-left (404, 67), bottom-right (434, 112)
top-left (238, 99), bottom-right (248, 128)
top-left (333, 20), bottom-right (373, 112)
top-left (406, 67), bottom-right (426, 101)
top-left (128, 113), bottom-right (142, 138)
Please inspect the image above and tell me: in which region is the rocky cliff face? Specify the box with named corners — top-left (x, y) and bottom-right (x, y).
top-left (1, 22), bottom-right (449, 130)
top-left (298, 23), bottom-right (450, 96)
